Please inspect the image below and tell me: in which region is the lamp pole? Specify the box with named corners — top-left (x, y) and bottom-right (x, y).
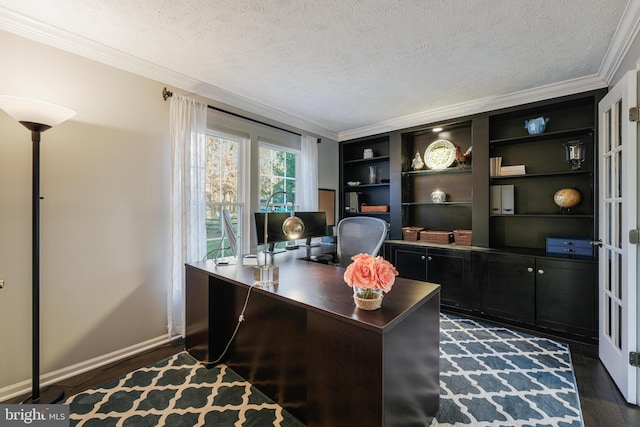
top-left (31, 125), bottom-right (43, 403)
top-left (24, 123), bottom-right (53, 403)
top-left (254, 191), bottom-right (304, 287)
top-left (0, 96), bottom-right (75, 404)
top-left (263, 191), bottom-right (305, 261)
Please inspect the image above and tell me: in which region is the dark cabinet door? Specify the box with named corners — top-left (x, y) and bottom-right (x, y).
top-left (482, 253), bottom-right (535, 324)
top-left (536, 258), bottom-right (597, 339)
top-left (426, 248), bottom-right (471, 309)
top-left (388, 244), bottom-right (471, 309)
top-left (391, 245), bottom-right (427, 282)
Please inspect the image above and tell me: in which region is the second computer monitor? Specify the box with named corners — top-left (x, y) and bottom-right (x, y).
top-left (297, 211), bottom-right (328, 246)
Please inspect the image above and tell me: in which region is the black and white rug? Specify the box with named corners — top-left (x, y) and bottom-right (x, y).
top-left (66, 314), bottom-right (583, 426)
top-left (65, 352), bottom-right (304, 426)
top-left (432, 313), bottom-right (584, 426)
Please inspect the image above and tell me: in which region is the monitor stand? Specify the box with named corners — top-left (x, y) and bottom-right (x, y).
top-left (301, 237), bottom-right (321, 248)
top-left (265, 242), bottom-right (286, 254)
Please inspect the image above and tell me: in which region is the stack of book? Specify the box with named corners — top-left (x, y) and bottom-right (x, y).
top-left (490, 157), bottom-right (502, 177)
top-left (489, 157), bottom-right (526, 176)
top-left (499, 165), bottom-right (526, 176)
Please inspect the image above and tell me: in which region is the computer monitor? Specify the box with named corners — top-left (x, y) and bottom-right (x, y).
top-left (213, 209), bottom-right (239, 265)
top-left (254, 212), bottom-right (299, 252)
top-left (222, 209), bottom-right (238, 257)
top-left (297, 211), bottom-right (328, 247)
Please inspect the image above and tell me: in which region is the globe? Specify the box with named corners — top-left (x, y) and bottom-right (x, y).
top-left (553, 188), bottom-right (581, 208)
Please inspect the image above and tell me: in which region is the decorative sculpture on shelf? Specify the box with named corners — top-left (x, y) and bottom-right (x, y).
top-left (411, 151), bottom-right (424, 170)
top-left (563, 140), bottom-right (586, 170)
top-left (525, 116), bottom-right (549, 135)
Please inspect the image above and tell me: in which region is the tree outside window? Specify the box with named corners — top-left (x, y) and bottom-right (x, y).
top-left (205, 133), bottom-right (241, 258)
top-left (259, 145), bottom-right (297, 212)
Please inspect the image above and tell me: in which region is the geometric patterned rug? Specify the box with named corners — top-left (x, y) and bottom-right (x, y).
top-left (64, 352), bottom-right (304, 427)
top-left (64, 313), bottom-right (584, 427)
top-left (431, 313), bottom-right (584, 427)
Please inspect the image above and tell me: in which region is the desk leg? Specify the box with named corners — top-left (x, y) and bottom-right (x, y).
top-left (185, 267), bottom-right (212, 363)
top-left (185, 267), bottom-right (238, 365)
top-left (307, 295), bottom-right (439, 427)
top-left (383, 295), bottom-right (440, 425)
top-left (307, 311), bottom-right (383, 426)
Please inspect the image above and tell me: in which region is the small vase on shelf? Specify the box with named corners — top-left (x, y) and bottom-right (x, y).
top-left (431, 190), bottom-right (446, 203)
top-left (369, 166), bottom-right (377, 184)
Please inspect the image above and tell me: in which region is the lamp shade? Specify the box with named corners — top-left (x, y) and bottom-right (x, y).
top-left (0, 95), bottom-right (76, 126)
top-left (282, 216), bottom-right (304, 240)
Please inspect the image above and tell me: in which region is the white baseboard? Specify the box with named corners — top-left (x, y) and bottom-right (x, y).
top-left (0, 334), bottom-right (182, 403)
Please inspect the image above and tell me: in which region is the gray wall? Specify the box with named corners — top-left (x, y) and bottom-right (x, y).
top-left (0, 29), bottom-right (338, 400)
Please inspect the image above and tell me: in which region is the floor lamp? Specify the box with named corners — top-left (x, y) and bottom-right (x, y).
top-left (0, 96), bottom-right (76, 403)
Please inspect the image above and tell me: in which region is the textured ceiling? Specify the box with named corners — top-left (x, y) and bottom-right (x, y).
top-left (0, 0), bottom-right (632, 139)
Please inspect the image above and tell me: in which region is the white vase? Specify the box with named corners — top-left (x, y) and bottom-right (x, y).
top-left (431, 190), bottom-right (446, 203)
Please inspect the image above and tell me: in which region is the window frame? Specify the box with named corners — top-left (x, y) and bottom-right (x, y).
top-left (258, 139), bottom-right (301, 212)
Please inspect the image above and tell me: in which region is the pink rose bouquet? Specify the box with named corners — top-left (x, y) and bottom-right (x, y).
top-left (343, 253), bottom-right (399, 299)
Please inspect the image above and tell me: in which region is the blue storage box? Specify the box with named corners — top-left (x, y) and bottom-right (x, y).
top-left (546, 237), bottom-right (594, 257)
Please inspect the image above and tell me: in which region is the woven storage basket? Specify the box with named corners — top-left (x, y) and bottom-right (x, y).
top-left (453, 230), bottom-right (472, 245)
top-left (360, 204), bottom-right (389, 213)
top-left (402, 226), bottom-right (424, 241)
top-left (419, 230), bottom-right (453, 244)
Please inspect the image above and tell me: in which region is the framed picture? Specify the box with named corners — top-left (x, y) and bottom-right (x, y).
top-left (318, 188), bottom-right (336, 226)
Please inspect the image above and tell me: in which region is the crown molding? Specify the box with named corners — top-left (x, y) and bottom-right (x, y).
top-left (341, 2), bottom-right (640, 141)
top-left (338, 75), bottom-right (607, 141)
top-left (0, 5), bottom-right (628, 143)
top-left (0, 7), bottom-right (338, 141)
top-left (600, 0), bottom-right (640, 84)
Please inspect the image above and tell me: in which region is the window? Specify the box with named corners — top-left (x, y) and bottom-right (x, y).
top-left (205, 131), bottom-right (244, 258)
top-left (258, 143), bottom-right (299, 212)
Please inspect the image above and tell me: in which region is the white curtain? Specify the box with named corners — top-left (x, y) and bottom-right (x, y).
top-left (299, 135), bottom-right (318, 210)
top-left (168, 94), bottom-right (207, 337)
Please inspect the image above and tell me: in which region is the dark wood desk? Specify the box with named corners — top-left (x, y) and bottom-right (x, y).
top-left (185, 246), bottom-right (440, 426)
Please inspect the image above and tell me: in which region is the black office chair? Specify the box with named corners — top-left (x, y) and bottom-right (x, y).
top-left (336, 216), bottom-right (388, 267)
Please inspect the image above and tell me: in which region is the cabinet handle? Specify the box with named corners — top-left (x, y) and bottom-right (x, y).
top-left (427, 256), bottom-right (432, 261)
top-left (527, 267), bottom-right (533, 273)
top-left (538, 269), bottom-right (544, 275)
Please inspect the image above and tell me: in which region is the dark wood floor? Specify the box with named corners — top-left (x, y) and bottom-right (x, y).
top-left (2, 339), bottom-right (185, 404)
top-left (570, 342), bottom-right (640, 427)
top-left (3, 338), bottom-right (640, 426)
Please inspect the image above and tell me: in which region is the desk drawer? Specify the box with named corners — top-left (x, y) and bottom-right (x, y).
top-left (546, 245), bottom-right (593, 256)
top-left (546, 237), bottom-right (593, 257)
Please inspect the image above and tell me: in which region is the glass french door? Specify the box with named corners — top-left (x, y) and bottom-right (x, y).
top-left (598, 69), bottom-right (638, 403)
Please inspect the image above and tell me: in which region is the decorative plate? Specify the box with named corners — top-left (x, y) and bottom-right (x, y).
top-left (424, 139), bottom-right (456, 170)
